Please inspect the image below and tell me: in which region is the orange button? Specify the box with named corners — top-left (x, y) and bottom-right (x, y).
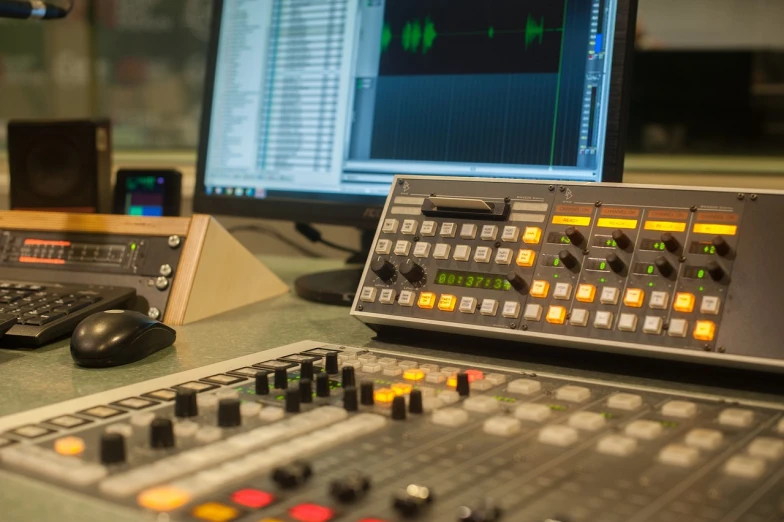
top-left (403, 369), bottom-right (425, 381)
top-left (374, 388), bottom-right (395, 403)
top-left (546, 306), bottom-right (567, 325)
top-left (516, 249), bottom-right (536, 267)
top-left (54, 436), bottom-right (85, 456)
top-left (522, 227), bottom-right (542, 244)
top-left (673, 292), bottom-right (696, 313)
top-left (418, 292), bottom-right (436, 309)
top-left (437, 294), bottom-right (457, 312)
top-left (576, 284), bottom-right (596, 303)
top-left (391, 383), bottom-right (413, 396)
top-left (530, 280), bottom-right (550, 298)
top-left (137, 486), bottom-right (191, 512)
top-left (693, 321), bottom-right (716, 341)
top-left (192, 502), bottom-right (240, 522)
top-left (623, 288), bottom-right (644, 308)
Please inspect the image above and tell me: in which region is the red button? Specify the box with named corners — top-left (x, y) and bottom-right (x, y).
top-left (289, 503), bottom-right (334, 522)
top-left (231, 489), bottom-right (275, 509)
top-left (465, 369), bottom-right (484, 382)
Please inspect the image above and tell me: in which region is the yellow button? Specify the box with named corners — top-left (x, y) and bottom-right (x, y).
top-left (522, 227), bottom-right (542, 244)
top-left (54, 436), bottom-right (85, 456)
top-left (575, 284), bottom-right (596, 303)
top-left (530, 280), bottom-right (550, 298)
top-left (516, 249), bottom-right (536, 267)
top-left (192, 502), bottom-right (240, 522)
top-left (417, 292), bottom-right (436, 309)
top-left (447, 375), bottom-right (458, 388)
top-left (403, 369), bottom-right (425, 381)
top-left (693, 320), bottom-right (716, 341)
top-left (374, 388), bottom-right (395, 403)
top-left (137, 486), bottom-right (191, 512)
top-left (673, 292), bottom-right (696, 313)
top-left (391, 383), bottom-right (413, 396)
top-left (546, 306), bottom-right (567, 325)
top-left (437, 294), bottom-right (457, 312)
top-left (623, 288), bottom-right (644, 308)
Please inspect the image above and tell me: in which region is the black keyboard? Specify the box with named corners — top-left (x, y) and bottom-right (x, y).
top-left (0, 281), bottom-right (136, 347)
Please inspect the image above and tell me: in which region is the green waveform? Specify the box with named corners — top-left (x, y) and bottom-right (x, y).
top-left (400, 17), bottom-right (437, 54)
top-left (525, 14), bottom-right (545, 49)
top-left (381, 22), bottom-right (393, 52)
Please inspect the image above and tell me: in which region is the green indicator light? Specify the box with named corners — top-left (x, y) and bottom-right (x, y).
top-left (599, 261), bottom-right (606, 270)
top-left (648, 282), bottom-right (654, 287)
top-left (549, 404), bottom-right (568, 411)
top-left (647, 265), bottom-right (654, 275)
top-left (553, 258), bottom-right (560, 267)
top-left (600, 277), bottom-right (606, 283)
top-left (130, 243), bottom-right (137, 251)
top-left (553, 274), bottom-right (559, 278)
top-left (488, 26), bottom-right (494, 38)
top-left (697, 269), bottom-right (705, 279)
top-left (699, 286), bottom-right (704, 292)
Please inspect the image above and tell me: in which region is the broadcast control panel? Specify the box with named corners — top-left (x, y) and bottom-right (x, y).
top-left (352, 177), bottom-right (784, 372)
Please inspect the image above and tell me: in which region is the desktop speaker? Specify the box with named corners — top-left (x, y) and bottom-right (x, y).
top-left (7, 119), bottom-right (112, 213)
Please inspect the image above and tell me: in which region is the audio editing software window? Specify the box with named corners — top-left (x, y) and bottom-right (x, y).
top-left (203, 0), bottom-right (618, 198)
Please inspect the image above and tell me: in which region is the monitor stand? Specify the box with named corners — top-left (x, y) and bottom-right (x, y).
top-left (294, 230), bottom-right (373, 306)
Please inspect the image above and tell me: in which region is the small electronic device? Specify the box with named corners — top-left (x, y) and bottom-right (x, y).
top-left (113, 169), bottom-right (182, 217)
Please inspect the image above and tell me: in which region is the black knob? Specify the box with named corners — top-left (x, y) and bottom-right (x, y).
top-left (400, 259), bottom-right (425, 284)
top-left (342, 366), bottom-right (356, 388)
top-left (558, 249), bottom-right (579, 270)
top-left (325, 352), bottom-right (340, 375)
top-left (565, 226), bottom-right (585, 246)
top-left (300, 360), bottom-right (314, 381)
top-left (150, 417), bottom-right (175, 449)
top-left (100, 432), bottom-right (126, 465)
top-left (456, 372), bottom-right (470, 397)
top-left (654, 256), bottom-right (675, 278)
top-left (409, 389), bottom-right (423, 414)
top-left (174, 388), bottom-right (198, 418)
top-left (712, 235), bottom-right (731, 257)
top-left (274, 367), bottom-right (289, 390)
top-left (706, 260), bottom-right (726, 281)
top-left (360, 380), bottom-right (375, 405)
top-left (316, 372), bottom-right (331, 398)
top-left (506, 271), bottom-right (528, 293)
top-left (330, 471), bottom-right (371, 503)
top-left (612, 229), bottom-right (632, 250)
top-left (606, 253), bottom-right (626, 274)
top-left (371, 256), bottom-right (396, 281)
top-left (255, 371), bottom-right (270, 395)
top-left (285, 388), bottom-right (301, 413)
top-left (391, 396), bottom-right (407, 421)
top-left (299, 379), bottom-right (313, 403)
top-left (343, 386), bottom-right (358, 412)
top-left (661, 232), bottom-right (680, 253)
top-left (393, 484), bottom-right (434, 518)
top-left (272, 460), bottom-right (312, 489)
top-left (457, 500), bottom-right (503, 522)
top-left (218, 398), bottom-right (241, 428)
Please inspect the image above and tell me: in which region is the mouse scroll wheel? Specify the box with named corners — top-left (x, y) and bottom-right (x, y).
top-left (104, 310), bottom-right (126, 314)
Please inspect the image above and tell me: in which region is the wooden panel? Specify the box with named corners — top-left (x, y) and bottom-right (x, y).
top-left (163, 215), bottom-right (211, 325)
top-left (0, 211), bottom-right (191, 236)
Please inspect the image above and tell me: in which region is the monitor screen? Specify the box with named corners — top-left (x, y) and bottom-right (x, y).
top-left (196, 0), bottom-right (636, 227)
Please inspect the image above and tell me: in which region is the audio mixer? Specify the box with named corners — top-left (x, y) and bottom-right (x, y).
top-left (1, 340), bottom-right (783, 522)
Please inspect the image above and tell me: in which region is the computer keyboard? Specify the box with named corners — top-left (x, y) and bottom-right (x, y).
top-left (0, 281), bottom-right (136, 347)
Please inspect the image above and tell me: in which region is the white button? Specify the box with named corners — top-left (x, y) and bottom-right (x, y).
top-left (659, 444), bottom-right (700, 467)
top-left (570, 308), bottom-right (589, 326)
top-left (484, 416), bottom-right (521, 437)
top-left (459, 297), bottom-right (477, 313)
top-left (433, 243), bottom-right (451, 259)
top-left (700, 296), bottom-right (721, 315)
top-left (685, 428), bottom-right (724, 451)
top-left (440, 366), bottom-right (460, 376)
top-left (723, 455), bottom-right (766, 479)
top-left (438, 390), bottom-right (460, 404)
top-left (398, 360), bottom-right (418, 369)
top-left (420, 221), bottom-right (437, 236)
top-left (553, 283), bottom-right (572, 300)
top-left (453, 245), bottom-right (471, 261)
top-left (130, 412), bottom-right (155, 428)
top-left (359, 286), bottom-right (378, 303)
top-left (382, 219), bottom-right (399, 233)
top-left (556, 385), bottom-right (591, 403)
top-left (501, 226), bottom-right (520, 242)
top-left (523, 304), bottom-right (542, 321)
top-left (432, 407), bottom-right (469, 427)
top-left (394, 240), bottom-right (411, 256)
top-left (425, 373), bottom-right (446, 384)
top-left (362, 364), bottom-right (382, 373)
top-left (480, 299), bottom-right (499, 316)
top-left (747, 437), bottom-right (784, 460)
top-left (597, 434), bottom-right (638, 457)
top-left (440, 223), bottom-right (457, 237)
top-left (600, 287), bottom-right (620, 304)
top-left (398, 290), bottom-right (416, 307)
top-left (607, 393), bottom-right (643, 411)
top-left (642, 316), bottom-right (663, 334)
top-left (378, 358), bottom-right (397, 367)
top-left (413, 242), bottom-right (431, 258)
top-left (173, 420), bottom-right (199, 438)
top-left (502, 301), bottom-right (521, 319)
top-left (375, 239), bottom-right (392, 255)
top-left (470, 379), bottom-right (494, 391)
top-left (240, 402), bottom-right (262, 418)
top-left (383, 367), bottom-right (402, 376)
top-left (259, 406), bottom-right (284, 422)
top-left (379, 289), bottom-right (396, 305)
top-left (668, 319), bottom-right (688, 338)
top-left (539, 425), bottom-right (579, 447)
top-left (197, 394), bottom-right (218, 409)
top-left (718, 408), bottom-right (754, 428)
top-left (463, 396), bottom-right (500, 413)
top-left (485, 373), bottom-right (506, 385)
top-left (594, 311), bottom-right (614, 329)
top-left (495, 248), bottom-right (513, 265)
top-left (105, 424), bottom-right (133, 438)
top-left (508, 379), bottom-right (541, 395)
top-left (401, 219), bottom-right (418, 235)
top-left (422, 397), bottom-right (444, 412)
top-left (460, 224), bottom-right (477, 239)
top-left (195, 426), bottom-right (223, 444)
top-left (617, 313), bottom-right (638, 332)
top-left (515, 403), bottom-right (551, 422)
top-left (662, 400), bottom-right (697, 419)
top-left (649, 291), bottom-right (669, 309)
top-left (419, 364), bottom-right (439, 374)
top-left (480, 225), bottom-right (498, 241)
top-left (474, 246), bottom-right (492, 263)
top-left (625, 419), bottom-right (663, 440)
top-left (569, 411), bottom-right (606, 431)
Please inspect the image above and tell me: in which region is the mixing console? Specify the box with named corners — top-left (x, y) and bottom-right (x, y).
top-left (1, 340), bottom-right (783, 522)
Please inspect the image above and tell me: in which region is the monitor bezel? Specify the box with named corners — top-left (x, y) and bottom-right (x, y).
top-left (194, 0), bottom-right (638, 229)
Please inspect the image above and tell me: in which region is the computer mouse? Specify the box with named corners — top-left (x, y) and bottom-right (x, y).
top-left (70, 310), bottom-right (176, 368)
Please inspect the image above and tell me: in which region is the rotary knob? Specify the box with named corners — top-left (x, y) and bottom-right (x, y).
top-left (100, 432), bottom-right (126, 465)
top-left (400, 260), bottom-right (425, 284)
top-left (506, 271), bottom-right (528, 293)
top-left (150, 418), bottom-right (175, 449)
top-left (612, 229), bottom-right (632, 250)
top-left (606, 253), bottom-right (626, 274)
top-left (654, 256), bottom-right (675, 278)
top-left (707, 260), bottom-right (726, 281)
top-left (174, 388), bottom-right (198, 418)
top-left (565, 226), bottom-right (585, 247)
top-left (316, 372), bottom-right (331, 398)
top-left (217, 398), bottom-right (241, 428)
top-left (661, 232), bottom-right (680, 253)
top-left (558, 250), bottom-right (579, 270)
top-left (370, 256), bottom-right (396, 281)
top-left (712, 236), bottom-right (731, 257)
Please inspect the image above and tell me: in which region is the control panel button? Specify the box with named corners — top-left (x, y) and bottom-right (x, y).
top-left (375, 240), bottom-right (392, 255)
top-left (673, 293), bottom-right (696, 313)
top-left (659, 444), bottom-right (699, 468)
top-left (459, 297), bottom-right (477, 313)
top-left (597, 434), bottom-right (637, 457)
top-left (523, 304), bottom-right (543, 321)
top-left (433, 244), bottom-right (451, 260)
top-left (501, 226), bottom-right (520, 242)
top-left (460, 224), bottom-right (478, 239)
top-left (398, 290), bottom-right (416, 307)
top-left (607, 393), bottom-right (643, 411)
top-left (502, 301), bottom-right (520, 319)
top-left (556, 385), bottom-right (591, 403)
top-left (539, 425), bottom-right (579, 447)
top-left (483, 416), bottom-right (521, 437)
top-left (413, 242), bottom-right (432, 258)
top-left (420, 221), bottom-right (437, 236)
top-left (379, 289), bottom-right (396, 305)
top-left (568, 411), bottom-right (606, 431)
top-left (623, 288), bottom-right (644, 308)
top-left (625, 420), bottom-right (663, 440)
top-left (394, 241), bottom-right (411, 256)
top-left (718, 408), bottom-right (754, 428)
top-left (401, 219), bottom-right (418, 235)
top-left (546, 306), bottom-right (567, 325)
top-left (617, 313), bottom-right (638, 332)
top-left (570, 308), bottom-right (589, 326)
top-left (649, 291), bottom-right (669, 309)
top-left (480, 225), bottom-right (498, 241)
top-left (576, 284), bottom-right (596, 303)
top-left (668, 318), bottom-right (689, 338)
top-left (693, 320), bottom-right (716, 342)
top-left (594, 311), bottom-right (614, 329)
top-left (724, 455), bottom-right (766, 479)
top-left (516, 249), bottom-right (536, 267)
top-left (515, 403), bottom-right (551, 422)
top-left (437, 295), bottom-right (457, 312)
top-left (530, 280), bottom-right (550, 298)
top-left (359, 287), bottom-right (378, 303)
top-left (473, 247), bottom-right (492, 263)
top-left (553, 283), bottom-right (572, 300)
top-left (748, 437), bottom-right (784, 461)
top-left (417, 293), bottom-right (436, 309)
top-left (642, 316), bottom-right (663, 334)
top-left (700, 296), bottom-right (721, 315)
top-left (432, 407), bottom-right (469, 427)
top-left (508, 379), bottom-right (541, 395)
top-left (382, 219), bottom-right (399, 234)
top-left (600, 287), bottom-right (619, 305)
top-left (440, 223), bottom-right (457, 237)
top-left (480, 299), bottom-right (499, 316)
top-left (495, 248), bottom-right (513, 265)
top-left (684, 428), bottom-right (723, 451)
top-left (662, 400), bottom-right (697, 418)
top-left (522, 227), bottom-right (542, 244)
top-left (453, 245), bottom-right (471, 261)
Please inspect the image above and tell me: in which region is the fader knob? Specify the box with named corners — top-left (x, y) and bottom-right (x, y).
top-left (218, 398), bottom-right (241, 428)
top-left (360, 380), bottom-right (375, 406)
top-left (330, 471), bottom-right (371, 503)
top-left (506, 271), bottom-right (528, 293)
top-left (661, 232), bottom-right (680, 253)
top-left (612, 229), bottom-right (632, 250)
top-left (343, 386), bottom-right (358, 412)
top-left (300, 360), bottom-right (315, 381)
top-left (391, 396), bottom-right (407, 421)
top-left (272, 460), bottom-right (312, 489)
top-left (174, 388), bottom-right (198, 418)
top-left (316, 372), bottom-right (331, 398)
top-left (371, 256), bottom-right (396, 281)
top-left (100, 432), bottom-right (126, 465)
top-left (299, 379), bottom-right (313, 403)
top-left (150, 418), bottom-right (175, 449)
top-left (325, 352), bottom-right (340, 375)
top-left (712, 235), bottom-right (731, 257)
top-left (409, 389), bottom-right (424, 414)
top-left (285, 388), bottom-right (301, 413)
top-left (707, 260), bottom-right (726, 281)
top-left (558, 250), bottom-right (579, 270)
top-left (255, 371), bottom-right (270, 395)
top-left (655, 256), bottom-right (675, 278)
top-left (565, 226), bottom-right (585, 247)
top-left (456, 372), bottom-right (471, 397)
top-left (400, 260), bottom-right (426, 284)
top-left (274, 367), bottom-right (289, 390)
top-left (342, 366), bottom-right (356, 388)
top-left (457, 499), bottom-right (503, 522)
top-left (393, 484), bottom-right (434, 518)
top-left (606, 253), bottom-right (626, 274)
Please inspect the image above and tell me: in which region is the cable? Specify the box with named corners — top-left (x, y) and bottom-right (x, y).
top-left (295, 223), bottom-right (362, 256)
top-left (227, 224), bottom-right (323, 259)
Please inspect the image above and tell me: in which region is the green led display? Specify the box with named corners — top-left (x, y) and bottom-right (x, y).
top-left (436, 270), bottom-right (511, 291)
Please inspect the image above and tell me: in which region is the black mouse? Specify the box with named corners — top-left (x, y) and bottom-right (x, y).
top-left (70, 310), bottom-right (176, 368)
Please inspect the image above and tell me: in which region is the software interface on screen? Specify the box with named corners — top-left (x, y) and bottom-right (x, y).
top-left (123, 176), bottom-right (166, 217)
top-left (203, 0), bottom-right (620, 200)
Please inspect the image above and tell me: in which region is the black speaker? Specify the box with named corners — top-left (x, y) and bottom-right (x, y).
top-left (7, 119), bottom-right (112, 213)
